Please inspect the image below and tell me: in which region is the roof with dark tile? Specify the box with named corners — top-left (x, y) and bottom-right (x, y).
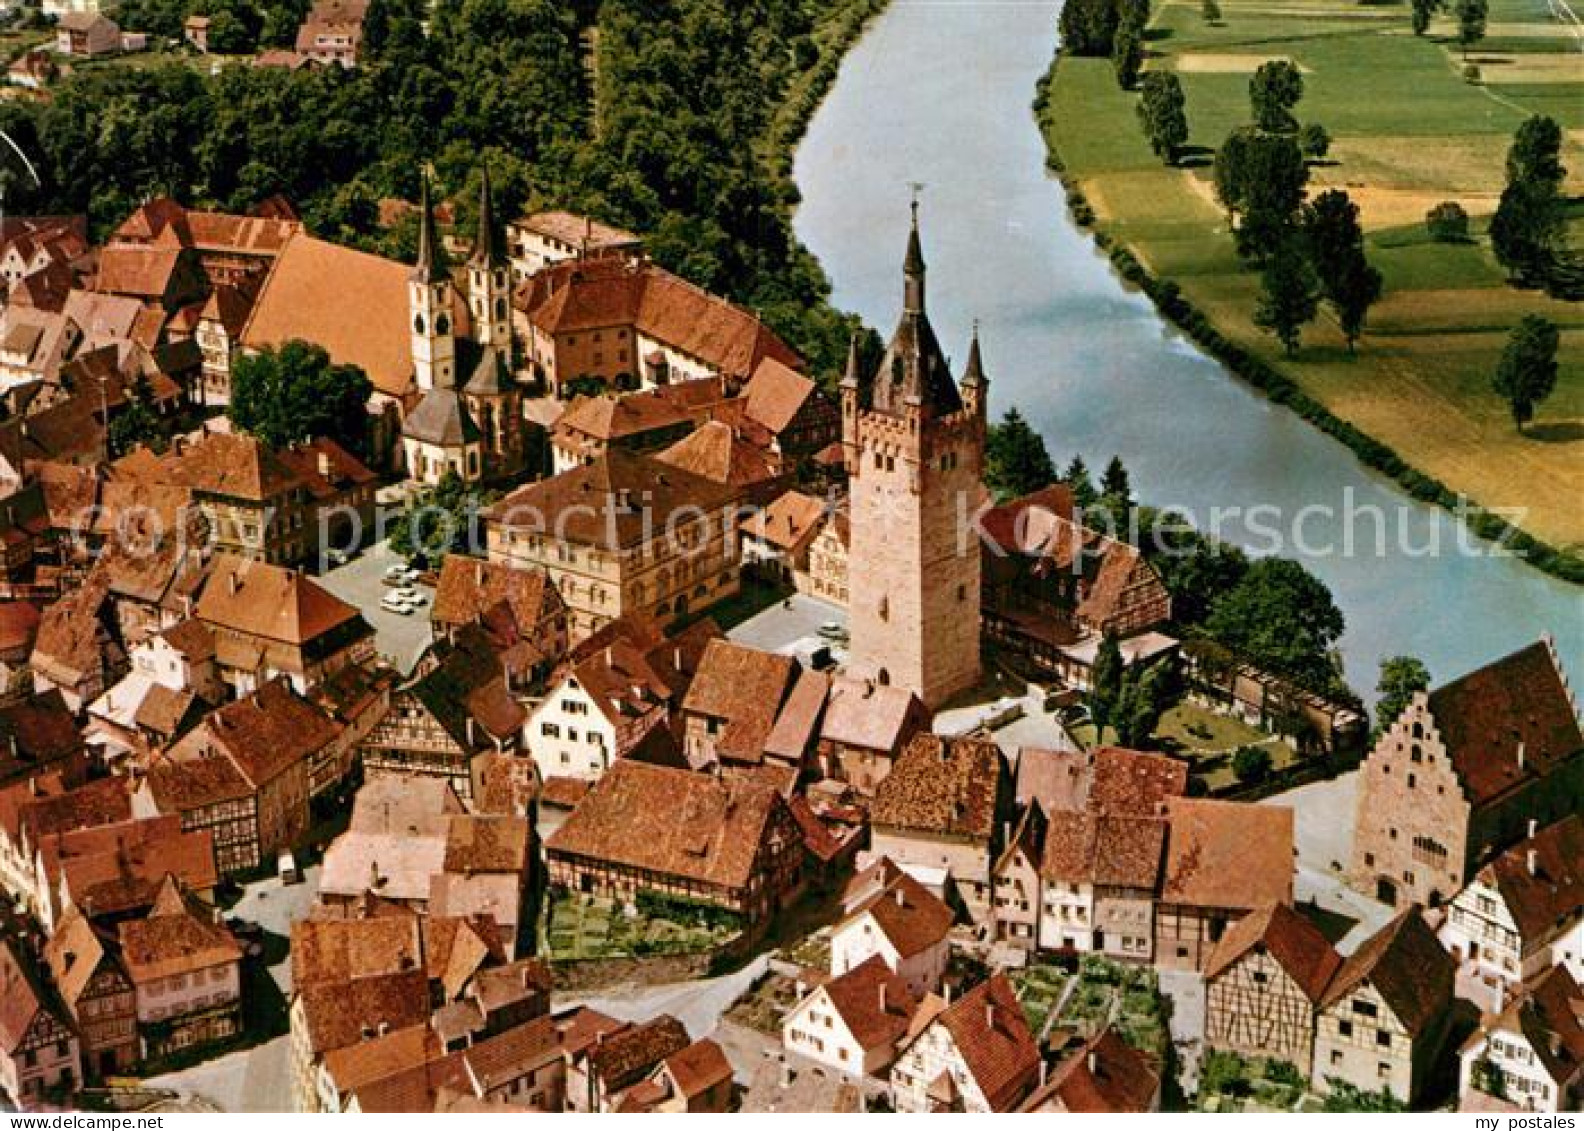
top-left (1319, 908), bottom-right (1454, 1037)
top-left (1425, 640), bottom-right (1581, 808)
top-left (817, 955), bottom-right (919, 1051)
top-left (840, 869), bottom-right (953, 959)
top-left (930, 974), bottom-right (1041, 1111)
top-left (547, 761), bottom-right (789, 893)
top-left (1480, 814), bottom-right (1584, 943)
top-left (1020, 1027), bottom-right (1159, 1113)
top-left (587, 1014), bottom-right (692, 1093)
top-left (680, 640), bottom-right (797, 763)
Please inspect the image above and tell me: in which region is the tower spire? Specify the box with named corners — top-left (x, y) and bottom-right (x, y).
top-left (903, 196), bottom-right (925, 313)
top-left (961, 319), bottom-right (985, 388)
top-left (469, 167), bottom-right (503, 268)
top-left (412, 173), bottom-right (448, 283)
top-left (840, 330), bottom-right (862, 390)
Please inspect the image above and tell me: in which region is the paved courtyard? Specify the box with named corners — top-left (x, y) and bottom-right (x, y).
top-left (725, 592), bottom-right (845, 658)
top-left (1263, 769), bottom-right (1395, 954)
top-left (317, 540), bottom-right (434, 675)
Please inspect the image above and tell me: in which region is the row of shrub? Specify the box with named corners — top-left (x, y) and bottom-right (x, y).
top-left (1032, 59), bottom-right (1583, 587)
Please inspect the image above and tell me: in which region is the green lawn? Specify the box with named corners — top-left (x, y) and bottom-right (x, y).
top-left (543, 893), bottom-right (737, 960)
top-left (1043, 0), bottom-right (1584, 556)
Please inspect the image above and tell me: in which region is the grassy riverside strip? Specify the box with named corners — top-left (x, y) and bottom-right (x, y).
top-left (1034, 0), bottom-right (1583, 584)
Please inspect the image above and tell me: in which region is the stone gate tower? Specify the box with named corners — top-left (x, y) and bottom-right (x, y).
top-left (841, 204), bottom-right (987, 709)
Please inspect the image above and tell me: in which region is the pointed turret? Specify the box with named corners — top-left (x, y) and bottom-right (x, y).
top-left (903, 199), bottom-right (926, 313)
top-left (412, 174), bottom-right (448, 283)
top-left (840, 331), bottom-right (862, 391)
top-left (961, 321), bottom-right (986, 389)
top-left (469, 167), bottom-right (505, 268)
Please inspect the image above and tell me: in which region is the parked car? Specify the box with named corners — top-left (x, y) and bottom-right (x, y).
top-left (380, 594), bottom-right (415, 615)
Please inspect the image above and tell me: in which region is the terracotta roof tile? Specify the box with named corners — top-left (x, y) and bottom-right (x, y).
top-left (1020, 1027), bottom-right (1159, 1113)
top-left (488, 448), bottom-right (740, 551)
top-left (819, 955), bottom-right (919, 1051)
top-left (547, 761), bottom-right (788, 893)
top-left (1204, 901), bottom-right (1341, 1002)
top-left (930, 974), bottom-right (1041, 1111)
top-left (871, 734), bottom-right (1005, 841)
top-left (681, 640), bottom-right (797, 763)
top-left (197, 554), bottom-right (365, 646)
top-left (1160, 797), bottom-right (1292, 911)
top-left (1425, 640), bottom-right (1581, 808)
top-left (841, 870), bottom-right (953, 959)
top-left (1481, 814), bottom-right (1584, 943)
top-left (241, 232), bottom-right (419, 399)
top-left (116, 877), bottom-right (240, 984)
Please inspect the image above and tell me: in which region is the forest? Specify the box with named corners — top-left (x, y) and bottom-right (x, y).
top-left (0, 0), bottom-right (870, 376)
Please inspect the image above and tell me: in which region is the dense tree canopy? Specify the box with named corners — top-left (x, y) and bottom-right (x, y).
top-left (1490, 115), bottom-right (1568, 284)
top-left (1373, 655), bottom-right (1430, 737)
top-left (0, 0), bottom-right (865, 379)
top-left (1249, 59), bottom-right (1303, 134)
top-left (985, 408), bottom-right (1057, 501)
top-left (229, 339), bottom-right (374, 455)
top-left (1204, 556), bottom-right (1346, 692)
top-left (1137, 72), bottom-right (1189, 164)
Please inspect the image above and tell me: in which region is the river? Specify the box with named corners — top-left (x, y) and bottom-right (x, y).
top-left (791, 0), bottom-right (1582, 698)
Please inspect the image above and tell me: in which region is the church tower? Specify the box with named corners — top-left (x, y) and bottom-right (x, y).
top-left (842, 204), bottom-right (988, 709)
top-left (409, 174), bottom-right (456, 393)
top-left (467, 168), bottom-right (512, 362)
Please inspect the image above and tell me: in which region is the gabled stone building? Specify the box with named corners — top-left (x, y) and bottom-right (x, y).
top-left (1349, 639), bottom-right (1582, 909)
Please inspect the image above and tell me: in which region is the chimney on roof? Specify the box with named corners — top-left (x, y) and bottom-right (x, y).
top-left (1087, 1051), bottom-right (1098, 1075)
top-left (227, 570), bottom-right (239, 596)
top-left (1516, 742), bottom-right (1525, 770)
top-left (1528, 818), bottom-right (1537, 839)
top-left (879, 982), bottom-right (886, 1013)
top-left (317, 449), bottom-right (332, 480)
top-left (1527, 849), bottom-right (1537, 876)
top-left (894, 886), bottom-right (905, 907)
top-left (984, 1001), bottom-right (995, 1033)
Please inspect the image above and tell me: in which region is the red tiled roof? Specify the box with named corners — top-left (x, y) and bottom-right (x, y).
top-left (197, 554), bottom-right (364, 646)
top-left (818, 955), bottom-right (918, 1051)
top-left (1160, 797), bottom-right (1292, 911)
top-left (681, 640), bottom-right (796, 763)
top-left (931, 974), bottom-right (1041, 1111)
top-left (871, 734), bottom-right (1004, 841)
top-left (547, 761), bottom-right (789, 893)
top-left (1481, 814), bottom-right (1584, 943)
top-left (840, 869), bottom-right (953, 959)
top-left (1425, 640), bottom-right (1582, 808)
top-left (1020, 1027), bottom-right (1159, 1113)
top-left (1204, 901), bottom-right (1341, 1002)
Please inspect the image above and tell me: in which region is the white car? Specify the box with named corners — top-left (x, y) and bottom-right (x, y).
top-left (379, 594), bottom-right (415, 615)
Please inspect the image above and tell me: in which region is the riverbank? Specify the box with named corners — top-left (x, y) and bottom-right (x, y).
top-left (1034, 0), bottom-right (1583, 584)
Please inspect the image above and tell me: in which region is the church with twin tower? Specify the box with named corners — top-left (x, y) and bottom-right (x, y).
top-left (842, 204), bottom-right (989, 710)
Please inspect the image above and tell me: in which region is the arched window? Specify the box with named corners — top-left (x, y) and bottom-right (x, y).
top-left (436, 313), bottom-right (451, 336)
top-left (414, 314), bottom-right (425, 335)
top-left (495, 298), bottom-right (506, 321)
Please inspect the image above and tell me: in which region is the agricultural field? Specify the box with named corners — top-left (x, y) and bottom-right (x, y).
top-left (1043, 0), bottom-right (1584, 556)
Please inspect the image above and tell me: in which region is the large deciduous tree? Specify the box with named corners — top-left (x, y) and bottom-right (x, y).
top-left (229, 339), bottom-right (374, 456)
top-left (1491, 314), bottom-right (1560, 432)
top-left (1373, 655), bottom-right (1430, 738)
top-left (1490, 115), bottom-right (1567, 283)
top-left (1137, 71), bottom-right (1189, 164)
top-left (1205, 556), bottom-right (1346, 691)
top-left (1254, 239), bottom-right (1320, 356)
top-left (1249, 59), bottom-right (1303, 134)
top-left (1302, 189), bottom-right (1383, 351)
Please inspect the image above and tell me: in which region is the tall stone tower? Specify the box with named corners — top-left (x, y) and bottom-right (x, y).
top-left (467, 168), bottom-right (512, 361)
top-left (841, 204), bottom-right (988, 709)
top-left (409, 174), bottom-right (456, 393)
